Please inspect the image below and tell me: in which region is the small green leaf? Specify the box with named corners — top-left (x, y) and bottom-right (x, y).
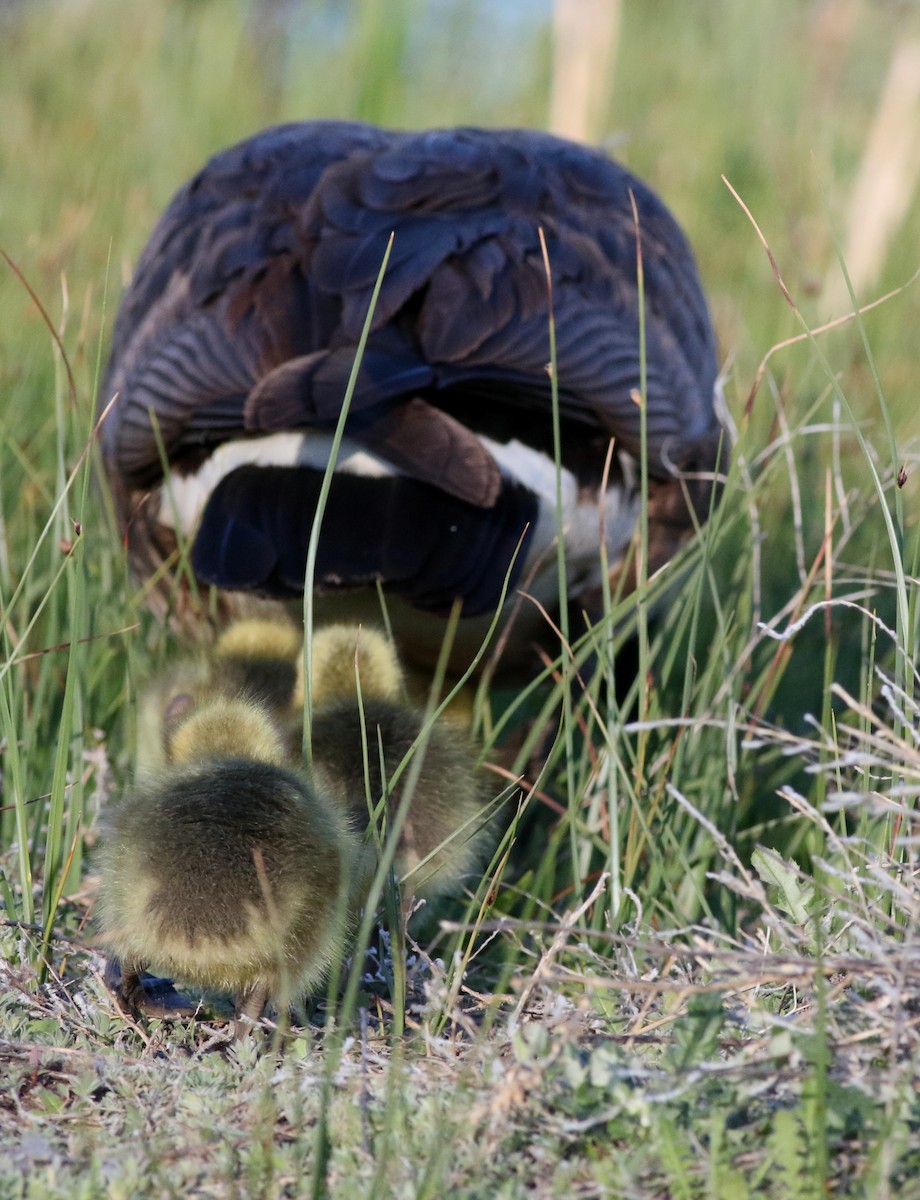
top-left (752, 847), bottom-right (815, 924)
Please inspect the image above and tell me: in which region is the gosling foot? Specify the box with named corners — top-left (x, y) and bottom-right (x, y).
top-left (231, 981), bottom-right (269, 1041)
top-left (104, 957), bottom-right (199, 1020)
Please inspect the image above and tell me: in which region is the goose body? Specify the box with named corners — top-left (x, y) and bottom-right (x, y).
top-left (100, 121), bottom-right (723, 668)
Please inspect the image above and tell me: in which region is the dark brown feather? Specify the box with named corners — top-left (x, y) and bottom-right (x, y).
top-left (98, 121), bottom-right (724, 632)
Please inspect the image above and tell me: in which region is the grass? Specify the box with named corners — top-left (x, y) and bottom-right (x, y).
top-left (2, 0), bottom-right (920, 1195)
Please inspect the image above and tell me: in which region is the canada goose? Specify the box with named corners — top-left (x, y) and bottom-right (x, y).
top-left (98, 692), bottom-right (359, 1033)
top-left (136, 617), bottom-right (302, 774)
top-left (297, 622), bottom-right (404, 710)
top-left (212, 616), bottom-right (302, 713)
top-left (311, 694), bottom-right (490, 902)
top-left (300, 627), bottom-right (491, 899)
top-left (98, 121), bottom-right (725, 672)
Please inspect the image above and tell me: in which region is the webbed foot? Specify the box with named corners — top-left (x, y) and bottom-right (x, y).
top-left (104, 957), bottom-right (199, 1020)
top-left (231, 981), bottom-right (269, 1040)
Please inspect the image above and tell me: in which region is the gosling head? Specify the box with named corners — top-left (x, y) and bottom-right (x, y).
top-left (164, 693), bottom-right (288, 767)
top-left (295, 624), bottom-right (404, 711)
top-left (213, 617), bottom-right (302, 712)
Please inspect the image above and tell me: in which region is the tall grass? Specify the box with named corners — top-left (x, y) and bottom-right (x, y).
top-left (1, 0), bottom-right (920, 1195)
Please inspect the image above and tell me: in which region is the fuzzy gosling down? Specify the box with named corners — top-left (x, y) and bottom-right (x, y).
top-left (308, 626), bottom-right (492, 900)
top-left (97, 693), bottom-right (357, 1030)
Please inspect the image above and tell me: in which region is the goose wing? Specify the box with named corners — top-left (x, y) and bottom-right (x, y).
top-left (101, 122), bottom-right (720, 499)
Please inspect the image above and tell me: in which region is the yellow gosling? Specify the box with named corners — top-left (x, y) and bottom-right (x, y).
top-left (166, 695), bottom-right (287, 767)
top-left (295, 624), bottom-right (404, 711)
top-left (311, 696), bottom-right (491, 902)
top-left (97, 755), bottom-right (357, 1032)
top-left (214, 617), bottom-right (303, 713)
top-left (215, 617), bottom-right (302, 663)
top-left (137, 616), bottom-right (305, 777)
top-left (135, 658), bottom-right (218, 776)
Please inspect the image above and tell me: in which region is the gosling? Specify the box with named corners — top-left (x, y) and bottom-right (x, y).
top-left (97, 693), bottom-right (358, 1034)
top-left (306, 626), bottom-right (493, 901)
top-left (295, 622), bottom-right (404, 710)
top-left (136, 616), bottom-right (302, 775)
